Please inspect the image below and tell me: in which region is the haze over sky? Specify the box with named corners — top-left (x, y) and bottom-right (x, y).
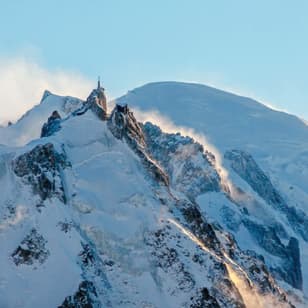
top-left (0, 0), bottom-right (308, 122)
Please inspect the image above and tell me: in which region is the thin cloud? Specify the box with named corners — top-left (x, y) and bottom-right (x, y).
top-left (0, 57), bottom-right (92, 125)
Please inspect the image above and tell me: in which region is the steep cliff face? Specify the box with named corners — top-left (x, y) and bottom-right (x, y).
top-left (41, 111), bottom-right (62, 138)
top-left (0, 83), bottom-right (307, 307)
top-left (225, 149), bottom-right (308, 243)
top-left (11, 228), bottom-right (50, 266)
top-left (118, 81), bottom-right (308, 299)
top-left (85, 87), bottom-right (107, 120)
top-left (108, 104), bottom-right (169, 186)
top-left (12, 143), bottom-right (69, 203)
top-left (142, 122), bottom-right (220, 199)
top-left (243, 220), bottom-right (302, 290)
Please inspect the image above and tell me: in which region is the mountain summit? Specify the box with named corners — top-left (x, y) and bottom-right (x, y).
top-left (0, 82), bottom-right (307, 307)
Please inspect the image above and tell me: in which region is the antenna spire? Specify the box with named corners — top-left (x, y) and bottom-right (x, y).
top-left (97, 76), bottom-right (101, 89)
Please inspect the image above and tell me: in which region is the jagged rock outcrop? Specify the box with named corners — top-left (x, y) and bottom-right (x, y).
top-left (12, 143), bottom-right (69, 203)
top-left (108, 104), bottom-right (169, 185)
top-left (142, 122), bottom-right (220, 199)
top-left (207, 195), bottom-right (303, 292)
top-left (76, 242), bottom-right (111, 305)
top-left (108, 104), bottom-right (145, 146)
top-left (58, 281), bottom-right (100, 308)
top-left (244, 220), bottom-right (302, 290)
top-left (215, 228), bottom-right (293, 305)
top-left (1, 86), bottom-right (305, 307)
top-left (11, 228), bottom-right (49, 266)
top-left (85, 87), bottom-right (107, 120)
top-left (145, 224), bottom-right (245, 308)
top-left (153, 195), bottom-right (292, 305)
top-left (177, 199), bottom-right (221, 251)
top-left (225, 149), bottom-right (308, 241)
top-left (190, 288), bottom-right (220, 308)
top-left (286, 237), bottom-right (302, 290)
top-left (107, 111), bottom-right (302, 295)
top-left (41, 110), bottom-right (62, 137)
top-left (225, 150), bottom-right (286, 208)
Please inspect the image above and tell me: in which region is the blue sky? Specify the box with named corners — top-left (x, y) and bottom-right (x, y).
top-left (1, 0), bottom-right (308, 121)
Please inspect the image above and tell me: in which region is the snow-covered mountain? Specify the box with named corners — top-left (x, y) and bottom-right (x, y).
top-left (0, 82), bottom-right (307, 307)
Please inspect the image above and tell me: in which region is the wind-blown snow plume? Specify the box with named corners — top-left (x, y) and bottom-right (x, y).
top-left (168, 218), bottom-right (289, 308)
top-left (0, 57), bottom-right (92, 124)
top-left (132, 108), bottom-right (233, 192)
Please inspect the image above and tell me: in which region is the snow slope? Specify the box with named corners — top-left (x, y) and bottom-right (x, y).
top-left (117, 81), bottom-right (308, 158)
top-left (0, 91), bottom-right (83, 147)
top-left (117, 82), bottom-right (308, 226)
top-left (0, 82), bottom-right (307, 307)
top-left (117, 81), bottom-right (308, 298)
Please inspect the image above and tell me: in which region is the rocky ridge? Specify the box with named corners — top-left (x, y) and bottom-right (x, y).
top-left (0, 84), bottom-right (304, 307)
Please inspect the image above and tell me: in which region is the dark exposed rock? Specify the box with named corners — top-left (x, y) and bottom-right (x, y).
top-left (225, 150), bottom-right (285, 207)
top-left (77, 242), bottom-right (111, 304)
top-left (108, 105), bottom-right (169, 186)
top-left (57, 220), bottom-right (73, 233)
top-left (146, 223), bottom-right (247, 307)
top-left (79, 243), bottom-right (96, 267)
top-left (108, 104), bottom-right (145, 147)
top-left (12, 228), bottom-right (49, 266)
top-left (146, 227), bottom-right (196, 294)
top-left (230, 222), bottom-right (301, 294)
top-left (211, 278), bottom-right (246, 308)
top-left (142, 122), bottom-right (220, 198)
top-left (13, 143), bottom-right (69, 202)
top-left (85, 87), bottom-right (107, 120)
top-left (270, 237), bottom-right (303, 290)
top-left (189, 287), bottom-right (221, 308)
top-left (41, 110), bottom-right (62, 137)
top-left (223, 150), bottom-right (304, 289)
top-left (244, 220), bottom-right (286, 258)
top-left (58, 281), bottom-right (100, 308)
top-left (179, 200), bottom-right (220, 251)
top-left (225, 149), bottom-right (308, 241)
top-left (287, 237), bottom-right (302, 290)
top-left (204, 215), bottom-right (293, 304)
top-left (211, 185), bottom-right (301, 292)
top-left (2, 200), bottom-right (17, 222)
top-left (243, 219), bottom-right (302, 290)
top-left (287, 207), bottom-right (308, 241)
